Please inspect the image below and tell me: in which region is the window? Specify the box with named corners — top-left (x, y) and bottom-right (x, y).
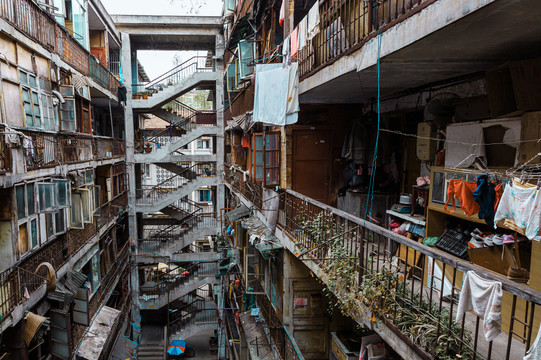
top-left (77, 97), bottom-right (91, 134)
top-left (238, 40), bottom-right (254, 79)
top-left (38, 183), bottom-right (58, 212)
top-left (80, 188), bottom-right (93, 223)
top-left (41, 93), bottom-right (57, 131)
top-left (16, 183), bottom-right (39, 257)
top-left (264, 132), bottom-right (280, 187)
top-left (226, 61), bottom-right (238, 92)
top-left (60, 99), bottom-right (76, 132)
top-left (197, 139), bottom-right (210, 149)
top-left (53, 180), bottom-right (70, 208)
top-left (70, 192), bottom-right (84, 229)
top-left (199, 189), bottom-right (211, 203)
top-left (19, 70), bottom-right (45, 129)
top-left (252, 133), bottom-right (264, 182)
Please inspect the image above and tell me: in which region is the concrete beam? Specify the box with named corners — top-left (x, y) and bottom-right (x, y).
top-left (137, 252), bottom-right (221, 263)
top-left (299, 0), bottom-right (497, 98)
top-left (111, 15), bottom-right (222, 29)
top-left (134, 153), bottom-right (217, 163)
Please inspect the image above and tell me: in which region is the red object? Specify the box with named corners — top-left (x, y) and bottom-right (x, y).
top-left (242, 135), bottom-right (250, 148)
top-left (445, 179), bottom-right (479, 216)
top-left (291, 27), bottom-right (299, 57)
top-left (235, 312), bottom-right (240, 324)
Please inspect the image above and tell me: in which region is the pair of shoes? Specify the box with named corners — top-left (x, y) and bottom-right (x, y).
top-left (507, 267), bottom-right (529, 283)
top-left (492, 235), bottom-right (503, 245)
top-left (502, 235), bottom-right (515, 244)
top-left (468, 236), bottom-right (485, 248)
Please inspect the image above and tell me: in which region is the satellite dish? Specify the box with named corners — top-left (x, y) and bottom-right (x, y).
top-left (424, 92), bottom-right (460, 128)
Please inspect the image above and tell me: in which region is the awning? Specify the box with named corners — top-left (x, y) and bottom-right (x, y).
top-left (241, 216), bottom-right (282, 260)
top-left (227, 15), bottom-right (253, 51)
top-left (225, 204), bottom-right (251, 221)
top-left (225, 113), bottom-right (253, 132)
top-left (77, 306), bottom-right (121, 360)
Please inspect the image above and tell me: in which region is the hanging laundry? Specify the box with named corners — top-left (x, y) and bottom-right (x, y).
top-left (341, 121), bottom-right (369, 165)
top-left (282, 35), bottom-right (290, 63)
top-left (494, 182), bottom-right (541, 240)
top-left (456, 271), bottom-right (502, 342)
top-left (118, 85), bottom-right (127, 106)
top-left (298, 17), bottom-right (308, 51)
top-left (279, 0), bottom-right (285, 27)
top-left (253, 63), bottom-right (299, 125)
top-left (307, 2), bottom-right (320, 40)
top-left (444, 179), bottom-right (479, 217)
top-left (524, 324), bottom-right (541, 360)
top-left (290, 27), bottom-right (299, 58)
top-left (444, 123), bottom-right (486, 168)
top-left (473, 174), bottom-right (504, 227)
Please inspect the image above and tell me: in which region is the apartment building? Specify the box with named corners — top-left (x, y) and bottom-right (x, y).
top-left (221, 0), bottom-right (541, 359)
top-left (0, 0), bottom-right (130, 359)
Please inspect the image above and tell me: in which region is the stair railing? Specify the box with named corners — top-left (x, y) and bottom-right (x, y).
top-left (135, 162), bottom-right (216, 204)
top-left (144, 56), bottom-right (212, 91)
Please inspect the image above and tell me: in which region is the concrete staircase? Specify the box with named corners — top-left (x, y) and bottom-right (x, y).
top-left (139, 263), bottom-right (220, 310)
top-left (132, 72), bottom-right (217, 111)
top-left (137, 325), bottom-right (165, 360)
top-left (135, 176), bottom-right (218, 213)
top-left (139, 217), bottom-right (218, 258)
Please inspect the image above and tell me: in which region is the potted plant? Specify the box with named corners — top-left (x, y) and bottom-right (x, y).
top-left (142, 92), bottom-right (149, 99)
top-left (133, 93), bottom-right (141, 99)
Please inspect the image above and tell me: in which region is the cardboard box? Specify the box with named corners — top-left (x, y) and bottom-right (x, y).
top-left (518, 112), bottom-right (541, 164)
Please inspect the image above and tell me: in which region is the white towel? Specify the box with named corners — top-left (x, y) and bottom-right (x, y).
top-left (524, 325), bottom-right (541, 360)
top-left (456, 271), bottom-right (502, 341)
top-left (307, 2), bottom-right (320, 40)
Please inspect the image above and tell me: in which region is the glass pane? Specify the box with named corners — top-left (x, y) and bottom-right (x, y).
top-left (255, 151), bottom-right (263, 165)
top-left (81, 190), bottom-right (92, 223)
top-left (256, 166), bottom-right (263, 179)
top-left (46, 213), bottom-right (54, 239)
top-left (18, 223), bottom-right (28, 255)
top-left (28, 74), bottom-right (36, 88)
top-left (91, 253), bottom-right (101, 292)
top-left (56, 181), bottom-right (69, 207)
top-left (71, 192), bottom-right (83, 228)
top-left (19, 70), bottom-right (27, 85)
top-left (16, 186), bottom-right (25, 219)
top-left (39, 183), bottom-right (56, 211)
top-left (27, 183), bottom-right (35, 216)
top-left (30, 219), bottom-right (38, 248)
top-left (55, 209), bottom-right (65, 234)
top-left (85, 170), bottom-right (93, 184)
top-left (255, 135), bottom-right (263, 150)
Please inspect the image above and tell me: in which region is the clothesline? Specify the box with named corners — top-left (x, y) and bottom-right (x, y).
top-left (378, 128), bottom-right (541, 147)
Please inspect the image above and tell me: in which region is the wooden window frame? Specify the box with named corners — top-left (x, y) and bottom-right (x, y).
top-left (264, 130), bottom-right (280, 187)
top-left (252, 133), bottom-right (264, 182)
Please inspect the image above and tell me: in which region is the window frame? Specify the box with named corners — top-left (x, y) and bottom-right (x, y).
top-left (252, 133), bottom-right (264, 182)
top-left (264, 131), bottom-right (280, 187)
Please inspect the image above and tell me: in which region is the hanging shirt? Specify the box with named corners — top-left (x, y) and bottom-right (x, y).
top-left (291, 27), bottom-right (299, 58)
top-left (307, 2), bottom-right (320, 40)
top-left (473, 174), bottom-right (504, 227)
top-left (444, 179), bottom-right (479, 217)
top-left (524, 324), bottom-right (541, 360)
top-left (456, 271), bottom-right (502, 342)
top-left (494, 182), bottom-right (541, 240)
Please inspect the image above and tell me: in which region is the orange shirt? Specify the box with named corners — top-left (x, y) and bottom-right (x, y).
top-left (444, 179), bottom-right (479, 217)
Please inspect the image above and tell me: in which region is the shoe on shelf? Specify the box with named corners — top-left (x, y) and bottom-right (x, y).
top-left (484, 235), bottom-right (494, 246)
top-left (502, 235), bottom-right (515, 244)
top-left (492, 235), bottom-right (503, 246)
top-left (468, 236), bottom-right (484, 248)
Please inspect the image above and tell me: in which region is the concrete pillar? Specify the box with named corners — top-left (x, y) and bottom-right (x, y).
top-left (215, 32), bottom-right (226, 214)
top-left (121, 31), bottom-right (141, 337)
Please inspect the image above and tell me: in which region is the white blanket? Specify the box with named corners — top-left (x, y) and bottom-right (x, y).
top-left (456, 271), bottom-right (502, 341)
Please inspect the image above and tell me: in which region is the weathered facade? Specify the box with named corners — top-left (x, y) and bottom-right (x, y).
top-left (220, 0), bottom-right (541, 359)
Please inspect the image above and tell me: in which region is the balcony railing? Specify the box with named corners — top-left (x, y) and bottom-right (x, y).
top-left (298, 0), bottom-right (432, 79)
top-left (0, 0), bottom-right (120, 94)
top-left (20, 131), bottom-right (125, 170)
top-left (224, 168), bottom-right (541, 360)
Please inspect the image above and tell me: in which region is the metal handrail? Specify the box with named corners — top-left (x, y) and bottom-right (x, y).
top-left (145, 56), bottom-right (211, 89)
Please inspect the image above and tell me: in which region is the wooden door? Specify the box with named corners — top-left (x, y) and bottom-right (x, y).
top-left (292, 129), bottom-right (332, 204)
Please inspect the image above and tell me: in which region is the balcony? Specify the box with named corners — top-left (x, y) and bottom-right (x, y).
top-left (20, 131), bottom-right (125, 170)
top-left (0, 0), bottom-right (120, 94)
top-left (0, 191), bottom-right (128, 327)
top-left (224, 169), bottom-right (541, 360)
top-left (298, 0), bottom-right (433, 79)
